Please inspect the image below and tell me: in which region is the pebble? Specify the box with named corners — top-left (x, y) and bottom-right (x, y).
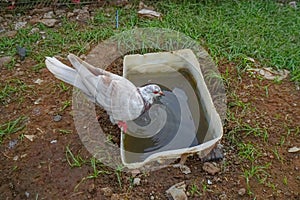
top-left (15, 21), bottom-right (27, 30)
top-left (53, 115), bottom-right (62, 122)
top-left (238, 188), bottom-right (246, 196)
top-left (0, 30), bottom-right (17, 38)
top-left (166, 181), bottom-right (187, 200)
top-left (50, 140), bottom-right (57, 144)
top-left (289, 1), bottom-right (297, 8)
top-left (30, 27), bottom-right (40, 34)
top-left (43, 11), bottom-right (55, 19)
top-left (25, 191), bottom-right (30, 198)
top-left (130, 169), bottom-right (140, 177)
top-left (150, 196), bottom-right (154, 200)
top-left (101, 187), bottom-right (112, 197)
top-left (39, 19), bottom-right (58, 27)
top-left (0, 56), bottom-right (12, 67)
top-left (8, 139), bottom-right (18, 149)
top-left (133, 177), bottom-right (141, 186)
top-left (13, 155), bottom-right (19, 161)
top-left (202, 162), bottom-right (220, 175)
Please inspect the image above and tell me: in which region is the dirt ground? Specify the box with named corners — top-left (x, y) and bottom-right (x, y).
top-left (1, 4), bottom-right (300, 200)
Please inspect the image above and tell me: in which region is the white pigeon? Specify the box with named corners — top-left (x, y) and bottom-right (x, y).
top-left (45, 54), bottom-right (164, 132)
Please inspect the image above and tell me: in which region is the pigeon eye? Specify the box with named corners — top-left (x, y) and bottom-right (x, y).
top-left (153, 91), bottom-right (159, 94)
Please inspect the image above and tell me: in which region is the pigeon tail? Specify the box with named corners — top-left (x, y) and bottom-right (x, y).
top-left (45, 57), bottom-right (92, 97)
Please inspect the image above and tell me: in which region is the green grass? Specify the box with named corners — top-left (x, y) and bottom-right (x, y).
top-left (0, 0), bottom-right (299, 80)
top-left (0, 79), bottom-right (28, 105)
top-left (65, 145), bottom-right (86, 167)
top-left (0, 116), bottom-right (26, 143)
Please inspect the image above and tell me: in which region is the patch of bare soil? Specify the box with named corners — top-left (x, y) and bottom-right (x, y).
top-left (0, 55), bottom-right (299, 199)
top-left (0, 4), bottom-right (299, 199)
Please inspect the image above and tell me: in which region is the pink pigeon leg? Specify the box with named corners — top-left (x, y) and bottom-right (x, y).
top-left (117, 121), bottom-right (127, 133)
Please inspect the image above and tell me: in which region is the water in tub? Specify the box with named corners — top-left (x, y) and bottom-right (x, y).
top-left (123, 66), bottom-right (209, 163)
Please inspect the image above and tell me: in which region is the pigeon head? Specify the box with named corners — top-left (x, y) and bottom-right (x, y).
top-left (138, 84), bottom-right (164, 105)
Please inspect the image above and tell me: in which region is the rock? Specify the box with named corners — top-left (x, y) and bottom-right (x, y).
top-left (24, 135), bottom-right (35, 142)
top-left (130, 169), bottom-right (140, 177)
top-left (30, 27), bottom-right (40, 34)
top-left (15, 21), bottom-right (27, 30)
top-left (34, 78), bottom-right (44, 85)
top-left (289, 1), bottom-right (297, 8)
top-left (166, 181), bottom-right (187, 200)
top-left (75, 7), bottom-right (90, 22)
top-left (39, 19), bottom-right (58, 27)
top-left (8, 139), bottom-right (18, 149)
top-left (202, 162), bottom-right (220, 175)
top-left (133, 177), bottom-right (141, 186)
top-left (150, 196), bottom-right (155, 200)
top-left (173, 164), bottom-right (191, 175)
top-left (0, 56), bottom-right (12, 67)
top-left (101, 187), bottom-right (112, 197)
top-left (53, 115), bottom-right (62, 122)
top-left (238, 188), bottom-right (246, 196)
top-left (288, 146), bottom-right (300, 153)
top-left (43, 11), bottom-right (55, 19)
top-left (0, 30), bottom-right (17, 38)
top-left (202, 144), bottom-right (224, 162)
top-left (25, 191), bottom-right (30, 198)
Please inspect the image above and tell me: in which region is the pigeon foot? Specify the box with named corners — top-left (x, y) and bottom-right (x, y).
top-left (118, 121), bottom-right (127, 133)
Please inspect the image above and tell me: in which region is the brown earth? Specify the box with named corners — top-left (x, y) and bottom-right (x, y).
top-left (0, 5), bottom-right (300, 200)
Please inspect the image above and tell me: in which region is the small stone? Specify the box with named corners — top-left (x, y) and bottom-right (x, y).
top-left (288, 146), bottom-right (300, 153)
top-left (30, 27), bottom-right (40, 34)
top-left (101, 187), bottom-right (112, 197)
top-left (43, 11), bottom-right (55, 19)
top-left (131, 169), bottom-right (140, 177)
top-left (238, 188), bottom-right (246, 196)
top-left (0, 56), bottom-right (12, 67)
top-left (219, 193), bottom-right (227, 200)
top-left (133, 177), bottom-right (141, 186)
top-left (53, 115), bottom-right (62, 122)
top-left (15, 63), bottom-right (21, 67)
top-left (166, 181), bottom-right (187, 200)
top-left (150, 196), bottom-right (155, 200)
top-left (24, 135), bottom-right (35, 142)
top-left (0, 30), bottom-right (17, 38)
top-left (34, 78), bottom-right (44, 85)
top-left (34, 98), bottom-right (42, 105)
top-left (13, 155), bottom-right (19, 161)
top-left (202, 162), bottom-right (220, 175)
top-left (8, 139), bottom-right (18, 149)
top-left (15, 22), bottom-right (27, 30)
top-left (50, 140), bottom-right (57, 144)
top-left (207, 179), bottom-right (212, 185)
top-left (39, 19), bottom-right (58, 27)
top-left (25, 191), bottom-right (30, 198)
top-left (289, 1), bottom-right (297, 8)
top-left (67, 12), bottom-right (75, 18)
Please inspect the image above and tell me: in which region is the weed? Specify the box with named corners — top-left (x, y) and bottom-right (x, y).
top-left (59, 129), bottom-right (72, 134)
top-left (0, 116), bottom-right (26, 143)
top-left (87, 157), bottom-right (110, 179)
top-left (57, 82), bottom-right (70, 92)
top-left (60, 100), bottom-right (71, 112)
top-left (18, 133), bottom-right (25, 141)
top-left (189, 183), bottom-right (201, 196)
top-left (272, 147), bottom-right (283, 163)
top-left (238, 142), bottom-right (260, 162)
top-left (243, 163), bottom-right (270, 194)
top-left (115, 164), bottom-right (124, 189)
top-left (65, 146), bottom-right (85, 167)
top-left (283, 176), bottom-right (288, 186)
top-left (0, 79), bottom-right (28, 105)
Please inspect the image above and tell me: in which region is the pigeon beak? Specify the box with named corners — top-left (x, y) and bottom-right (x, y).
top-left (159, 91), bottom-right (164, 96)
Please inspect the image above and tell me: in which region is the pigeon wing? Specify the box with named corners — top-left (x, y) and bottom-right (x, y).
top-left (67, 54), bottom-right (145, 121)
